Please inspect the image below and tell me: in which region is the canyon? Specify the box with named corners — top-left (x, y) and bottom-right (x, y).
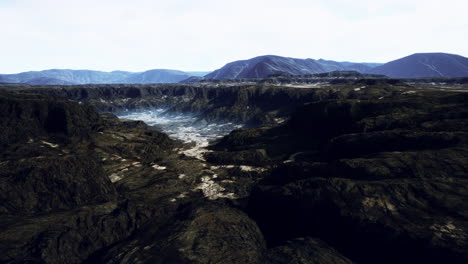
top-left (0, 75), bottom-right (467, 263)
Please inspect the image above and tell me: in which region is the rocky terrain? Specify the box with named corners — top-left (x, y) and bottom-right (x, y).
top-left (0, 77), bottom-right (467, 263)
top-left (0, 91), bottom-right (268, 263)
top-left (207, 86), bottom-right (468, 263)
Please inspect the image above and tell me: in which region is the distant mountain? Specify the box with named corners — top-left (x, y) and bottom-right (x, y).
top-left (315, 59), bottom-right (379, 73)
top-left (179, 76), bottom-right (204, 83)
top-left (124, 69), bottom-right (192, 83)
top-left (370, 53), bottom-right (468, 78)
top-left (23, 77), bottom-right (76, 85)
top-left (0, 69), bottom-right (207, 85)
top-left (0, 69), bottom-right (131, 84)
top-left (307, 71), bottom-right (386, 78)
top-left (204, 55), bottom-right (380, 80)
top-left (186, 71), bottom-right (211, 77)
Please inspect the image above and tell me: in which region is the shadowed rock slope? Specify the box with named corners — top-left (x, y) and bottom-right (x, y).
top-left (207, 89), bottom-right (468, 263)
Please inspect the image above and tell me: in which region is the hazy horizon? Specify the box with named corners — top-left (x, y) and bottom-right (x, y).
top-left (1, 0), bottom-right (467, 74)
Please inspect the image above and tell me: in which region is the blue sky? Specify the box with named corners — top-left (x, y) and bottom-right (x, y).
top-left (1, 0), bottom-right (467, 73)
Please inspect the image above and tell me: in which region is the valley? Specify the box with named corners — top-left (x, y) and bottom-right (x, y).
top-left (3, 0), bottom-right (467, 262)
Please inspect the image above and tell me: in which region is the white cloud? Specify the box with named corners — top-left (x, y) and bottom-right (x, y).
top-left (0, 0), bottom-right (467, 73)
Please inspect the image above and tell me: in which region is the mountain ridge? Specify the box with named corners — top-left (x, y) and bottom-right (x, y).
top-left (204, 55), bottom-right (381, 80)
top-left (206, 52), bottom-right (468, 80)
top-left (2, 52), bottom-right (468, 84)
top-left (0, 69), bottom-right (211, 85)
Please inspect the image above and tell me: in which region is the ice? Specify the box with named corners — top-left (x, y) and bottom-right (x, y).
top-left (118, 109), bottom-right (242, 148)
top-left (41, 140), bottom-right (59, 148)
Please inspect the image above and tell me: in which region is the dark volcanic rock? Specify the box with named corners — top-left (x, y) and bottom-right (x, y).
top-left (211, 90), bottom-right (468, 263)
top-left (93, 203), bottom-right (266, 264)
top-left (266, 237), bottom-right (353, 264)
top-left (0, 91), bottom-right (268, 264)
top-left (0, 92), bottom-right (119, 216)
top-left (2, 82), bottom-right (468, 264)
top-left (0, 153), bottom-right (117, 215)
top-left (0, 92), bottom-right (176, 263)
top-left (0, 201), bottom-right (141, 264)
top-left (0, 92), bottom-right (99, 147)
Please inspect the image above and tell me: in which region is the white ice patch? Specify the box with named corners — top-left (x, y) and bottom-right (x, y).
top-left (152, 164), bottom-right (167, 170)
top-left (211, 165), bottom-right (236, 170)
top-left (109, 173), bottom-right (123, 183)
top-left (240, 165), bottom-right (267, 173)
top-left (41, 141), bottom-right (59, 148)
top-left (179, 146), bottom-right (212, 161)
top-left (274, 118), bottom-right (286, 124)
top-left (354, 86), bottom-right (366, 91)
top-left (132, 162), bottom-right (142, 167)
top-left (193, 176), bottom-right (236, 200)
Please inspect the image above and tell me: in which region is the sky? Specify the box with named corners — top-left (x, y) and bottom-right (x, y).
top-left (0, 0), bottom-right (467, 73)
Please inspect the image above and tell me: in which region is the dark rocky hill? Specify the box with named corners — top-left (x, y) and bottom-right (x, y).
top-left (371, 53), bottom-right (468, 78)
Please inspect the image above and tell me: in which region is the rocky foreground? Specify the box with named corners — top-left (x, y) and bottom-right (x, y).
top-left (0, 82), bottom-right (467, 263)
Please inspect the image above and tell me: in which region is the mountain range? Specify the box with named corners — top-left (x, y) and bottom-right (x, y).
top-left (0, 69), bottom-right (209, 85)
top-left (1, 53), bottom-right (467, 85)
